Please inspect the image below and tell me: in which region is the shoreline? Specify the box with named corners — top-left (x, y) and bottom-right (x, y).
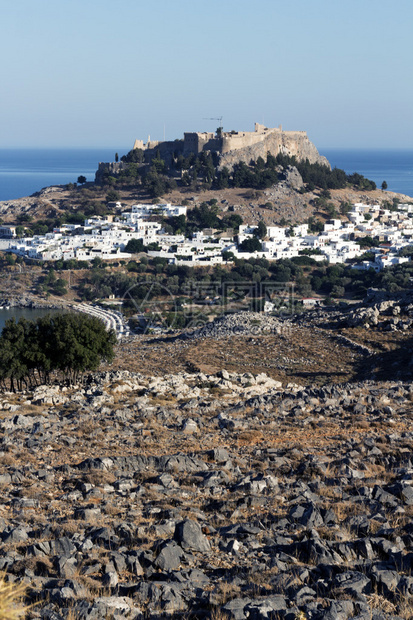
top-left (0, 295), bottom-right (67, 310)
top-left (0, 296), bottom-right (131, 339)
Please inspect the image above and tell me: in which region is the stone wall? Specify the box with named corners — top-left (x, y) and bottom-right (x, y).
top-left (219, 129), bottom-right (330, 170)
top-left (183, 133), bottom-right (221, 155)
top-left (115, 122), bottom-right (330, 177)
top-left (221, 123), bottom-right (280, 153)
top-left (95, 161), bottom-right (127, 183)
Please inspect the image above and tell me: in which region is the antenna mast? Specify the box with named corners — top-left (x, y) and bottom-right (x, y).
top-left (203, 117), bottom-right (223, 133)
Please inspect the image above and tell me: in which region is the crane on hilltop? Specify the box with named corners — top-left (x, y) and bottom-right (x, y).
top-left (203, 117), bottom-right (223, 136)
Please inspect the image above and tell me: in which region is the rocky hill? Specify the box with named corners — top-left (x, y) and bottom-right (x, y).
top-left (1, 366), bottom-right (413, 619)
top-left (2, 296), bottom-right (413, 618)
top-left (219, 130), bottom-right (330, 171)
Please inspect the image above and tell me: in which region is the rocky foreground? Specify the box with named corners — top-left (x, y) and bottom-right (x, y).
top-left (1, 368), bottom-right (413, 619)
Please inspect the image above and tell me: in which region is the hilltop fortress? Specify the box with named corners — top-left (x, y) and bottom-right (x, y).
top-left (133, 122), bottom-right (330, 169)
top-left (96, 122), bottom-right (330, 181)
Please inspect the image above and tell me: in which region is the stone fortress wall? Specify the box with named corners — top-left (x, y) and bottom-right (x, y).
top-left (218, 123), bottom-right (330, 170)
top-left (222, 123), bottom-right (286, 153)
top-left (96, 122), bottom-right (329, 181)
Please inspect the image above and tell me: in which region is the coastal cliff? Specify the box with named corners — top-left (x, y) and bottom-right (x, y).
top-left (219, 128), bottom-right (330, 170)
top-left (114, 122), bottom-right (331, 174)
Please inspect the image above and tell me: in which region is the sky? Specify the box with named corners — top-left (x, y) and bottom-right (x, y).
top-left (1, 0), bottom-right (412, 151)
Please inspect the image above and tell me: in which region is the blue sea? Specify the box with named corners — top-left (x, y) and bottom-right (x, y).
top-left (321, 149), bottom-right (413, 198)
top-left (0, 148), bottom-right (412, 202)
top-left (0, 148), bottom-right (129, 202)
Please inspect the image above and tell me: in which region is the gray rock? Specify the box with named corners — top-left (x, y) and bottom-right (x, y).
top-left (154, 541), bottom-right (184, 571)
top-left (102, 571), bottom-right (119, 588)
top-left (2, 527), bottom-right (30, 543)
top-left (174, 520), bottom-right (211, 552)
top-left (334, 571), bottom-right (371, 596)
top-left (223, 597), bottom-right (253, 620)
top-left (49, 538), bottom-right (76, 558)
top-left (245, 595), bottom-right (288, 619)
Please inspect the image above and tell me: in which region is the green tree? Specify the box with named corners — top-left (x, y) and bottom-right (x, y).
top-left (238, 237), bottom-right (262, 252)
top-left (358, 236), bottom-right (379, 248)
top-left (5, 254), bottom-right (15, 265)
top-left (105, 189), bottom-right (120, 202)
top-left (0, 313), bottom-right (116, 389)
top-left (325, 203), bottom-right (337, 218)
top-left (77, 175), bottom-right (87, 185)
top-left (143, 171), bottom-right (166, 198)
top-left (254, 220), bottom-right (267, 240)
top-left (222, 251), bottom-right (235, 262)
top-left (381, 180), bottom-right (388, 190)
top-left (49, 314), bottom-right (116, 381)
top-left (15, 226), bottom-right (25, 238)
top-left (53, 278), bottom-right (68, 296)
top-left (125, 238), bottom-right (145, 253)
top-left (0, 318), bottom-right (30, 391)
top-left (339, 201), bottom-right (352, 216)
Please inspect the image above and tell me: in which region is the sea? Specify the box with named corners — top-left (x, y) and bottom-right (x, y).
top-left (0, 148), bottom-right (412, 203)
top-left (0, 148), bottom-right (411, 330)
top-left (321, 149), bottom-right (413, 198)
top-left (0, 148), bottom-right (128, 202)
top-left (0, 307), bottom-right (64, 334)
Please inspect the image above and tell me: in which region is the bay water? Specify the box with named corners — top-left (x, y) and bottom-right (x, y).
top-left (321, 149), bottom-right (413, 198)
top-left (0, 148), bottom-right (129, 202)
top-left (0, 148), bottom-right (412, 203)
top-left (0, 306), bottom-right (65, 334)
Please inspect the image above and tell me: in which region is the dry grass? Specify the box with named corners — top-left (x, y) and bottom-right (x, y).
top-left (210, 609), bottom-right (231, 620)
top-left (82, 470), bottom-right (117, 486)
top-left (236, 430), bottom-right (264, 446)
top-left (212, 582), bottom-right (242, 605)
top-left (366, 592), bottom-right (397, 614)
top-left (331, 500), bottom-right (364, 523)
top-left (0, 454), bottom-right (19, 467)
top-left (396, 599), bottom-right (413, 620)
top-left (0, 573), bottom-right (28, 620)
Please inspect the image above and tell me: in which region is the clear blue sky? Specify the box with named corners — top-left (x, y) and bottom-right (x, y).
top-left (1, 0), bottom-right (412, 150)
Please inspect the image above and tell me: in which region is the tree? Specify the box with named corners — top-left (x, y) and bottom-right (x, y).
top-left (143, 171), bottom-right (167, 198)
top-left (105, 189), bottom-right (120, 202)
top-left (339, 201), bottom-right (352, 216)
top-left (238, 237), bottom-right (262, 252)
top-left (254, 220), bottom-right (267, 240)
top-left (49, 314), bottom-right (116, 381)
top-left (115, 153), bottom-right (119, 163)
top-left (222, 251), bottom-right (235, 262)
top-left (0, 318), bottom-right (30, 391)
top-left (5, 254), bottom-right (15, 265)
top-left (53, 278), bottom-right (68, 296)
top-left (325, 203), bottom-right (337, 218)
top-left (0, 313), bottom-right (116, 389)
top-left (15, 226), bottom-right (25, 238)
top-left (381, 181), bottom-right (388, 190)
top-left (77, 176), bottom-right (87, 185)
top-left (223, 213), bottom-right (243, 232)
top-left (358, 235), bottom-right (379, 248)
top-left (125, 238), bottom-right (145, 253)
top-left (307, 217), bottom-right (324, 233)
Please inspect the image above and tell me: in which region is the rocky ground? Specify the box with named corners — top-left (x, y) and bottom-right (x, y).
top-left (1, 320), bottom-right (413, 617)
top-left (0, 174), bottom-right (408, 229)
top-left (111, 294), bottom-right (413, 386)
top-left (3, 295), bottom-right (413, 618)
